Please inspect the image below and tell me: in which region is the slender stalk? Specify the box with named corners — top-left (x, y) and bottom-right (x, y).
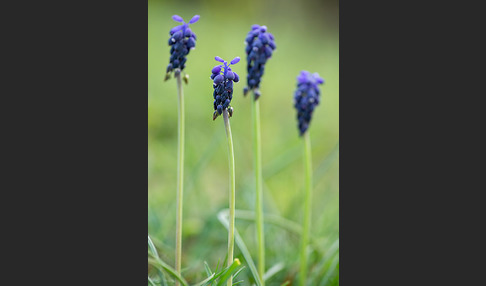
top-left (252, 95), bottom-right (265, 284)
top-left (175, 70), bottom-right (185, 286)
top-left (223, 109), bottom-right (236, 286)
top-left (299, 132), bottom-right (313, 286)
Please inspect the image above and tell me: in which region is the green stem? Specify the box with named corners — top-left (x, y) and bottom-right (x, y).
top-left (223, 109), bottom-right (236, 286)
top-left (252, 95), bottom-right (265, 285)
top-left (175, 70), bottom-right (185, 286)
top-left (299, 132), bottom-right (312, 286)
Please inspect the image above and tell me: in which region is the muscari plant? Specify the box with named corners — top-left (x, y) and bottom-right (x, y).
top-left (211, 55), bottom-right (241, 286)
top-left (242, 24), bottom-right (276, 285)
top-left (164, 14), bottom-right (200, 285)
top-left (293, 70), bottom-right (324, 286)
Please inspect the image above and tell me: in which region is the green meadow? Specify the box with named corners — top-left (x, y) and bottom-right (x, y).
top-left (148, 0), bottom-right (339, 284)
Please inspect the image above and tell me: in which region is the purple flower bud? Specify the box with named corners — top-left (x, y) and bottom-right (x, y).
top-left (259, 34), bottom-right (269, 44)
top-left (233, 72), bottom-right (240, 82)
top-left (187, 37), bottom-right (196, 48)
top-left (215, 56), bottom-right (224, 63)
top-left (172, 15), bottom-right (184, 22)
top-left (212, 65), bottom-right (222, 74)
top-left (170, 25), bottom-right (182, 35)
top-left (225, 80), bottom-right (233, 89)
top-left (214, 74), bottom-right (224, 84)
top-left (173, 30), bottom-right (182, 40)
top-left (314, 75), bottom-right (324, 84)
top-left (223, 99), bottom-right (230, 108)
top-left (183, 28), bottom-right (192, 37)
top-left (230, 57), bottom-right (240, 65)
top-left (264, 46), bottom-right (273, 57)
top-left (252, 24), bottom-right (260, 30)
top-left (268, 41), bottom-right (276, 50)
top-left (189, 15), bottom-right (200, 24)
top-left (226, 71), bottom-right (235, 80)
top-left (253, 39), bottom-right (263, 48)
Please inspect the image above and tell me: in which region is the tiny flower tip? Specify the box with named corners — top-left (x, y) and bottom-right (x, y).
top-left (215, 56), bottom-right (224, 63)
top-left (172, 15), bottom-right (184, 22)
top-left (230, 57), bottom-right (240, 65)
top-left (312, 73), bottom-right (324, 84)
top-left (260, 26), bottom-right (267, 32)
top-left (189, 15), bottom-right (200, 24)
top-left (212, 65), bottom-right (222, 74)
top-left (251, 24), bottom-right (260, 30)
top-left (214, 74), bottom-right (224, 84)
top-left (226, 71), bottom-right (235, 80)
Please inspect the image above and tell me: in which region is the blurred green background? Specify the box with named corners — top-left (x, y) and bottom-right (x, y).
top-left (148, 0), bottom-right (339, 284)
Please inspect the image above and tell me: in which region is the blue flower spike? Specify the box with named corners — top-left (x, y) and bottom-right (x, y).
top-left (165, 14), bottom-right (200, 82)
top-left (211, 56), bottom-right (241, 120)
top-left (293, 71), bottom-right (324, 135)
top-left (244, 24), bottom-right (276, 100)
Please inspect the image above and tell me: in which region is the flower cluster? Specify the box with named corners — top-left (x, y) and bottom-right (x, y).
top-left (211, 56), bottom-right (241, 120)
top-left (293, 71), bottom-right (325, 135)
top-left (243, 24), bottom-right (276, 100)
top-left (165, 15), bottom-right (200, 80)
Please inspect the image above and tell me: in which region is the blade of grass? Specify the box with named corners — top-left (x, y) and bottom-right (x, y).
top-left (148, 235), bottom-right (159, 258)
top-left (233, 209), bottom-right (325, 255)
top-left (203, 261), bottom-right (213, 277)
top-left (216, 259), bottom-right (242, 286)
top-left (319, 254), bottom-right (339, 286)
top-left (148, 276), bottom-right (157, 286)
top-left (263, 262), bottom-right (284, 282)
top-left (313, 142), bottom-right (339, 188)
top-left (233, 266), bottom-right (246, 280)
top-left (307, 239), bottom-right (339, 285)
top-left (148, 253), bottom-right (189, 286)
top-left (217, 210), bottom-right (263, 286)
top-left (148, 235), bottom-right (167, 286)
top-left (193, 273), bottom-right (215, 286)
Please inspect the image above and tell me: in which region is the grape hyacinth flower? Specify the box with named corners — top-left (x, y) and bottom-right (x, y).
top-left (211, 56), bottom-right (241, 120)
top-left (165, 14), bottom-right (200, 81)
top-left (243, 24), bottom-right (276, 100)
top-left (165, 14), bottom-right (199, 286)
top-left (293, 71), bottom-right (325, 135)
top-left (296, 72), bottom-right (324, 286)
top-left (210, 56), bottom-right (240, 286)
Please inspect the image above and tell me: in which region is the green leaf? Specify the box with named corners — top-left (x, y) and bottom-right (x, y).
top-left (217, 210), bottom-right (263, 286)
top-left (148, 252), bottom-right (188, 286)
